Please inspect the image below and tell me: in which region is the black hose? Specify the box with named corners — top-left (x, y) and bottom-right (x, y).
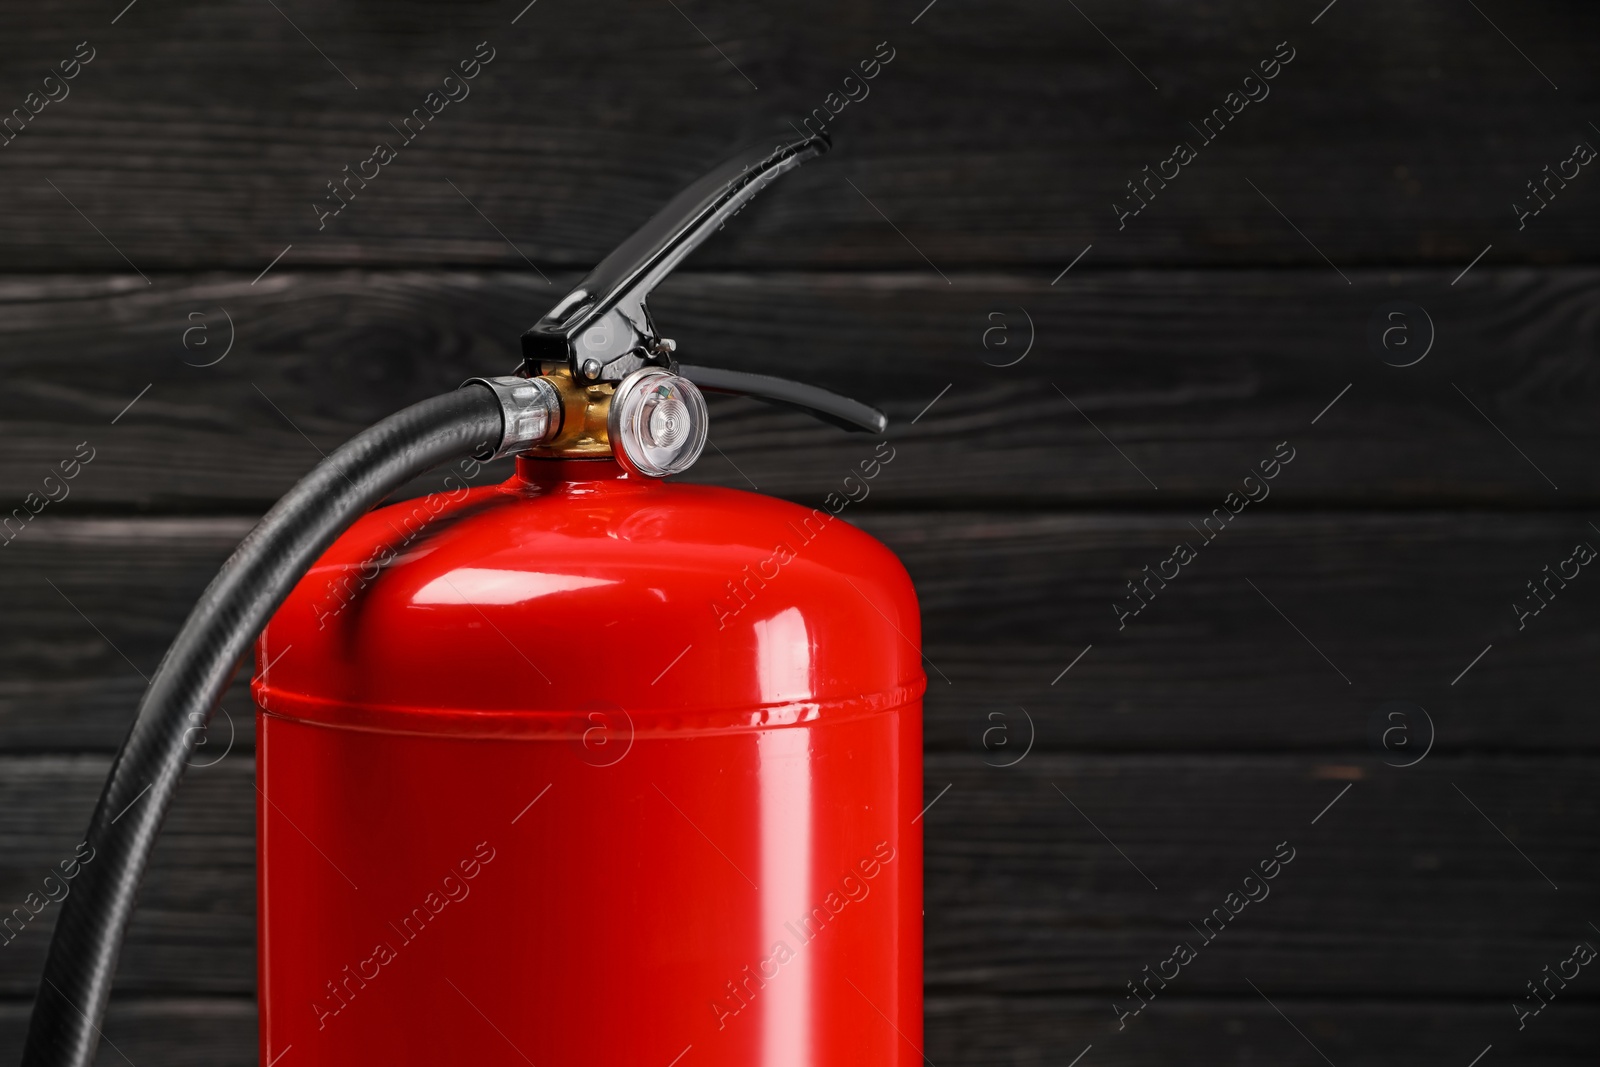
top-left (22, 386), bottom-right (505, 1067)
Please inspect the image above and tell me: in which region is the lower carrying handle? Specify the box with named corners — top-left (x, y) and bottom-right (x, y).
top-left (677, 364), bottom-right (887, 434)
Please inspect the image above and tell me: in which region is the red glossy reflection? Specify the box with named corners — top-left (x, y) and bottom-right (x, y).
top-left (253, 458), bottom-right (924, 1066)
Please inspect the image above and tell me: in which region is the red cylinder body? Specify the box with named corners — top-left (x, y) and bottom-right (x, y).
top-left (252, 458), bottom-right (924, 1066)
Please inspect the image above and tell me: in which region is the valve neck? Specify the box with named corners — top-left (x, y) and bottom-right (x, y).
top-left (524, 365), bottom-right (617, 460)
top-left (512, 455), bottom-right (631, 484)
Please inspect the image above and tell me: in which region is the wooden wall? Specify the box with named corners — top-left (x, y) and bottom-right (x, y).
top-left (1, 0), bottom-right (1597, 1062)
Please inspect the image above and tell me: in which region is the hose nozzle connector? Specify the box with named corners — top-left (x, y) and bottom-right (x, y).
top-left (464, 375), bottom-right (562, 460)
top-left (466, 369), bottom-right (709, 478)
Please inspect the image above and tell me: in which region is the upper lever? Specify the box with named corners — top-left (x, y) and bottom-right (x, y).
top-left (521, 133), bottom-right (830, 384)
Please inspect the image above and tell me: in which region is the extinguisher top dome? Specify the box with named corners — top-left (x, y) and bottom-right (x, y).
top-left (254, 457), bottom-right (924, 735)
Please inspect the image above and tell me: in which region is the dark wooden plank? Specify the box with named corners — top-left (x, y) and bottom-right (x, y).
top-left (924, 996), bottom-right (1599, 1067)
top-left (0, 757), bottom-right (254, 995)
top-left (0, 996), bottom-right (1590, 1066)
top-left (0, 999), bottom-right (257, 1067)
top-left (0, 675), bottom-right (254, 754)
top-left (1, 268), bottom-right (1596, 509)
top-left (920, 754), bottom-right (1598, 998)
top-left (885, 509), bottom-right (1600, 754)
top-left (0, 518), bottom-right (261, 752)
top-left (0, 1), bottom-right (1595, 270)
top-left (1, 754), bottom-right (1595, 1000)
top-left (3, 510), bottom-right (1596, 752)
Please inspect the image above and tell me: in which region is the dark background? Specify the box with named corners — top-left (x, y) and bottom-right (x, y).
top-left (2, 0), bottom-right (1599, 1063)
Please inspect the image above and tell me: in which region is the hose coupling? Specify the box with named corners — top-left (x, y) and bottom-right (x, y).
top-left (463, 375), bottom-right (563, 459)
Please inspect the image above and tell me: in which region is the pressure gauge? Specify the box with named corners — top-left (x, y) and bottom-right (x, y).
top-left (608, 368), bottom-right (708, 478)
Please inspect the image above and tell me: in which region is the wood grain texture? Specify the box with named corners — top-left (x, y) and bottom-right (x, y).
top-left (0, 754), bottom-right (1593, 1002)
top-left (2, 1), bottom-right (1595, 1057)
top-left (0, 757), bottom-right (252, 996)
top-left (0, 268), bottom-right (1595, 509)
top-left (0, 1000), bottom-right (257, 1067)
top-left (0, 1), bottom-right (1594, 271)
top-left (920, 753), bottom-right (1594, 998)
top-left (0, 996), bottom-right (1590, 1066)
top-left (3, 510), bottom-right (1596, 753)
top-left (923, 996), bottom-right (1598, 1067)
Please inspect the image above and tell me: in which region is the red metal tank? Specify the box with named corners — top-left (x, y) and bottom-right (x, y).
top-left (252, 456), bottom-right (924, 1066)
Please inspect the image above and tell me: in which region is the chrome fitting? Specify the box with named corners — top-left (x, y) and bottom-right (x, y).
top-left (463, 375), bottom-right (562, 459)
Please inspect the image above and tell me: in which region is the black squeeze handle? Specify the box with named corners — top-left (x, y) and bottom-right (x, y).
top-left (521, 133), bottom-right (830, 371)
top-left (517, 133), bottom-right (888, 435)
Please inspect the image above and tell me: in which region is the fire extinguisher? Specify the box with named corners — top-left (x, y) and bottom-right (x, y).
top-left (22, 132), bottom-right (924, 1067)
